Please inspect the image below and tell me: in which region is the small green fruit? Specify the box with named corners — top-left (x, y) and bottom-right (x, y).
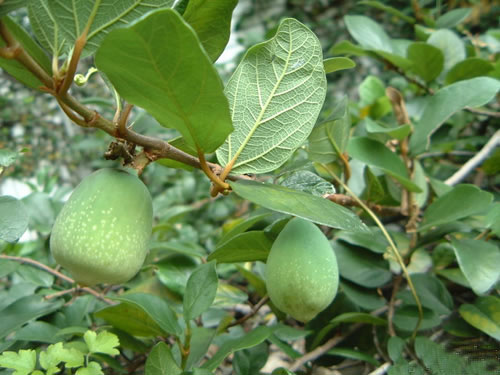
top-left (50, 168), bottom-right (153, 286)
top-left (266, 217), bottom-right (339, 322)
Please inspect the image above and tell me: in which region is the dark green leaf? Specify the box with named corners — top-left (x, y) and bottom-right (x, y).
top-left (114, 293), bottom-right (182, 336)
top-left (393, 306), bottom-right (441, 332)
top-left (323, 57), bottom-right (356, 73)
top-left (13, 321), bottom-right (60, 344)
top-left (96, 9), bottom-right (233, 153)
top-left (459, 296), bottom-right (500, 341)
top-left (183, 0), bottom-right (238, 62)
top-left (229, 180), bottom-right (368, 233)
top-left (17, 265), bottom-right (54, 287)
top-left (233, 342), bottom-right (268, 375)
top-left (451, 238), bottom-right (500, 295)
top-left (484, 202), bottom-right (500, 236)
top-left (185, 327), bottom-right (216, 370)
top-left (406, 42), bottom-right (444, 83)
top-left (340, 281), bottom-right (386, 310)
top-left (330, 312), bottom-right (386, 326)
top-left (145, 342), bottom-right (181, 375)
top-left (336, 227), bottom-right (388, 254)
top-left (333, 241), bottom-right (392, 288)
top-left (419, 184), bottom-right (493, 231)
top-left (445, 58), bottom-right (494, 84)
top-left (0, 0), bottom-right (27, 17)
top-left (183, 261), bottom-right (218, 321)
top-left (216, 18), bottom-right (326, 174)
top-left (347, 137), bottom-right (422, 192)
top-left (201, 326), bottom-right (278, 371)
top-left (0, 196), bottom-right (29, 243)
top-left (0, 260), bottom-right (20, 278)
top-left (0, 295), bottom-right (63, 340)
top-left (208, 231), bottom-right (273, 264)
top-left (156, 255), bottom-right (198, 297)
top-left (387, 336), bottom-right (406, 362)
top-left (410, 77), bottom-right (500, 153)
top-left (344, 15), bottom-right (392, 53)
top-left (436, 8), bottom-right (472, 29)
top-left (327, 347), bottom-right (379, 366)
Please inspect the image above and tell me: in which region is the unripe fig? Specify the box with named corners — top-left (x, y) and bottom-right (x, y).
top-left (266, 218), bottom-right (339, 322)
top-left (50, 168), bottom-right (153, 286)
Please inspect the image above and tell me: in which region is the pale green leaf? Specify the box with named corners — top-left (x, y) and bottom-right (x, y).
top-left (427, 29), bottom-right (465, 74)
top-left (364, 118), bottom-right (412, 141)
top-left (459, 296), bottom-right (500, 340)
top-left (84, 330), bottom-right (120, 356)
top-left (323, 57), bottom-right (356, 73)
top-left (280, 170), bottom-right (335, 196)
top-left (451, 238), bottom-right (500, 295)
top-left (0, 350), bottom-right (36, 375)
top-left (0, 195), bottom-right (29, 243)
top-left (75, 362), bottom-right (103, 375)
top-left (344, 15), bottom-right (392, 53)
top-left (229, 180), bottom-right (368, 233)
top-left (436, 8), bottom-right (472, 29)
top-left (410, 77), bottom-right (500, 153)
top-left (28, 0), bottom-right (66, 56)
top-left (216, 18), bottom-right (326, 174)
top-left (95, 9), bottom-right (233, 153)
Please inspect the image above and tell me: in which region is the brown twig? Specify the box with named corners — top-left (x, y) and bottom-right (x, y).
top-left (326, 193), bottom-right (401, 216)
top-left (227, 296), bottom-right (270, 328)
top-left (387, 275), bottom-right (402, 337)
top-left (0, 254), bottom-right (114, 304)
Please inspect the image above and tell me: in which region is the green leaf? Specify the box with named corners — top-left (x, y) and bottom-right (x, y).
top-left (327, 347), bottom-right (379, 366)
top-left (459, 296), bottom-right (500, 340)
top-left (387, 336), bottom-right (406, 362)
top-left (145, 342), bottom-right (182, 375)
top-left (182, 0), bottom-right (238, 62)
top-left (336, 227), bottom-right (388, 254)
top-left (0, 16), bottom-right (51, 89)
top-left (406, 42), bottom-right (444, 83)
top-left (0, 148), bottom-right (19, 168)
top-left (485, 202), bottom-right (500, 237)
top-left (0, 0), bottom-right (28, 17)
top-left (156, 255), bottom-right (197, 297)
top-left (208, 231), bottom-right (273, 264)
top-left (48, 0), bottom-right (174, 57)
top-left (362, 166), bottom-right (385, 202)
top-left (233, 342), bottom-right (269, 375)
top-left (419, 184), bottom-right (493, 231)
top-left (358, 1), bottom-right (415, 23)
top-left (0, 195), bottom-right (29, 243)
top-left (347, 137), bottom-right (422, 192)
top-left (333, 241), bottom-right (392, 288)
top-left (307, 95), bottom-right (350, 163)
top-left (0, 295), bottom-right (63, 340)
top-left (323, 57), bottom-right (356, 73)
top-left (157, 137), bottom-right (196, 171)
top-left (0, 349), bottom-right (36, 375)
top-left (359, 75), bottom-right (385, 106)
top-left (445, 58), bottom-right (494, 84)
top-left (330, 40), bottom-right (367, 56)
top-left (28, 0), bottom-right (67, 56)
top-left (272, 369), bottom-right (295, 375)
top-left (412, 161), bottom-right (429, 208)
top-left (330, 312), bottom-right (386, 327)
top-left (217, 213), bottom-right (272, 246)
top-left (185, 327), bottom-right (216, 370)
top-left (83, 331), bottom-right (120, 356)
top-left (436, 8), bottom-right (472, 29)
top-left (114, 293), bottom-right (182, 336)
top-left (75, 361), bottom-right (103, 375)
top-left (410, 77), bottom-right (500, 153)
top-left (216, 18), bottom-right (326, 174)
top-left (14, 321), bottom-right (60, 344)
top-left (393, 306), bottom-right (441, 332)
top-left (364, 119), bottom-right (412, 141)
top-left (201, 326), bottom-right (278, 371)
top-left (229, 180), bottom-right (368, 233)
top-left (451, 238), bottom-right (500, 295)
top-left (427, 29), bottom-right (465, 73)
top-left (344, 15), bottom-right (392, 53)
top-left (280, 171), bottom-right (335, 197)
top-left (95, 9), bottom-right (233, 153)
top-left (340, 281), bottom-right (386, 310)
top-left (39, 342), bottom-right (84, 370)
top-left (183, 261), bottom-right (218, 321)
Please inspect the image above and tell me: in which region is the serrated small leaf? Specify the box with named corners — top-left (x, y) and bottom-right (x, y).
top-left (229, 180), bottom-right (368, 233)
top-left (75, 361), bottom-right (103, 375)
top-left (216, 18), bottom-right (326, 174)
top-left (39, 342), bottom-right (84, 370)
top-left (183, 262), bottom-right (218, 321)
top-left (84, 331), bottom-right (120, 356)
top-left (0, 350), bottom-right (36, 375)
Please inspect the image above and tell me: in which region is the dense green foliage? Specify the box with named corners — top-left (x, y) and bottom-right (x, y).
top-left (0, 0), bottom-right (499, 374)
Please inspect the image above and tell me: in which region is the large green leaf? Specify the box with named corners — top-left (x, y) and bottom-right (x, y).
top-left (427, 29), bottom-right (465, 74)
top-left (347, 137), bottom-right (422, 192)
top-left (0, 0), bottom-right (27, 17)
top-left (0, 295), bottom-right (63, 340)
top-left (216, 18), bottom-right (326, 174)
top-left (0, 195), bottom-right (29, 243)
top-left (201, 326), bottom-right (278, 371)
top-left (182, 0), bottom-right (238, 62)
top-left (340, 281), bottom-right (386, 310)
top-left (114, 293), bottom-right (182, 336)
top-left (459, 296), bottom-right (500, 341)
top-left (48, 0), bottom-right (173, 56)
top-left (28, 0), bottom-right (66, 56)
top-left (95, 9), bottom-right (233, 153)
top-left (207, 231), bottom-right (273, 264)
top-left (419, 184), bottom-right (493, 231)
top-left (406, 42), bottom-right (444, 83)
top-left (0, 16), bottom-right (51, 89)
top-left (410, 77), bottom-right (500, 153)
top-left (451, 238), bottom-right (500, 295)
top-left (344, 15), bottom-right (392, 53)
top-left (229, 180), bottom-right (368, 233)
top-left (436, 8), bottom-right (472, 29)
top-left (445, 58), bottom-right (494, 84)
top-left (183, 262), bottom-right (218, 321)
top-left (145, 342), bottom-right (182, 375)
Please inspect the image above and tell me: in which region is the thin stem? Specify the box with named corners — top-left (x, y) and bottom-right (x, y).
top-left (180, 321), bottom-right (192, 370)
top-left (226, 296), bottom-right (269, 328)
top-left (116, 103), bottom-right (134, 137)
top-left (324, 166), bottom-right (423, 340)
top-left (197, 150), bottom-right (229, 191)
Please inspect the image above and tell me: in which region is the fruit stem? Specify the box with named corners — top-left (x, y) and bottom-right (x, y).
top-left (324, 166), bottom-right (423, 340)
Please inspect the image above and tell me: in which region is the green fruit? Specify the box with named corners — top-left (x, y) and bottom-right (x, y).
top-left (265, 217), bottom-right (339, 322)
top-left (50, 168), bottom-right (153, 286)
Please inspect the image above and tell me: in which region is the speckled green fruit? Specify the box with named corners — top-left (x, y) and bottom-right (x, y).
top-left (50, 169), bottom-right (153, 286)
top-left (266, 218), bottom-right (339, 322)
